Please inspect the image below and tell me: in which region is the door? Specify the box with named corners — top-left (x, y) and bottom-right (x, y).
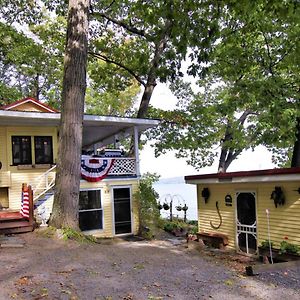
top-left (113, 187), bottom-right (132, 235)
top-left (236, 192), bottom-right (257, 254)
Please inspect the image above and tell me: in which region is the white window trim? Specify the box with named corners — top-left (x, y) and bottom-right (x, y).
top-left (79, 188), bottom-right (104, 233)
top-left (111, 185), bottom-right (133, 236)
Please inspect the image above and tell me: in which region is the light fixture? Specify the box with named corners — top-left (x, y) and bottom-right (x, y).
top-left (201, 188), bottom-right (210, 204)
top-left (270, 186), bottom-right (285, 208)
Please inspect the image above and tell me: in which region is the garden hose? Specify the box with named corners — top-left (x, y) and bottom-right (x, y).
top-left (210, 201), bottom-right (222, 229)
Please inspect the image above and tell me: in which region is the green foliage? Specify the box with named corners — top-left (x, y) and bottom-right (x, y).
top-left (279, 240), bottom-right (300, 255)
top-left (149, 1), bottom-right (300, 170)
top-left (163, 219), bottom-right (197, 235)
top-left (136, 172), bottom-right (161, 239)
top-left (61, 228), bottom-right (97, 244)
top-left (260, 240), bottom-right (274, 249)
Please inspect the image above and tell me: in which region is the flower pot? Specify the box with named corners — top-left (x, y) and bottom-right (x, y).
top-left (163, 203), bottom-right (170, 210)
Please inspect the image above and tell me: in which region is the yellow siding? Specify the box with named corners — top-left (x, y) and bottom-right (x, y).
top-left (0, 187), bottom-right (9, 208)
top-left (197, 184), bottom-right (236, 249)
top-left (197, 181), bottom-right (300, 251)
top-left (6, 126), bottom-right (58, 169)
top-left (0, 127), bottom-right (8, 171)
top-left (9, 171), bottom-right (56, 209)
top-left (80, 179), bottom-right (140, 238)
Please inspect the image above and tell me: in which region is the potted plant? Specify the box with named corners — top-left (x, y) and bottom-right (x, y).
top-left (163, 202), bottom-right (170, 210)
top-left (176, 205), bottom-right (182, 211)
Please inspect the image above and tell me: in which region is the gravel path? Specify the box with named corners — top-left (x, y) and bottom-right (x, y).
top-left (0, 232), bottom-right (299, 300)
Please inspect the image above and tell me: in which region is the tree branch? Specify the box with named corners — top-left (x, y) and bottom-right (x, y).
top-left (89, 51), bottom-right (146, 86)
top-left (91, 12), bottom-right (153, 40)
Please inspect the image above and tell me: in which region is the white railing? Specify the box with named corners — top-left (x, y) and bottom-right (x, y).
top-left (108, 157), bottom-right (136, 176)
top-left (31, 157), bottom-right (136, 202)
top-left (32, 165), bottom-right (56, 203)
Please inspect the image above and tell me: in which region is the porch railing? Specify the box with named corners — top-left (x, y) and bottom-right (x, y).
top-left (32, 165), bottom-right (56, 203)
top-left (31, 157), bottom-right (136, 202)
top-left (108, 157), bottom-right (136, 176)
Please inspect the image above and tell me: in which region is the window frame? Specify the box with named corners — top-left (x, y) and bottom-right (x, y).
top-left (79, 188), bottom-right (104, 232)
top-left (11, 136), bottom-right (32, 165)
top-left (34, 136), bottom-right (53, 165)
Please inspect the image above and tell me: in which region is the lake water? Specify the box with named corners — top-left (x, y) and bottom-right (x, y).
top-left (153, 177), bottom-right (198, 221)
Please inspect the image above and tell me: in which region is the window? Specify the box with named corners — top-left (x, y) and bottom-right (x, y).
top-left (34, 136), bottom-right (53, 164)
top-left (79, 189), bottom-right (103, 231)
top-left (12, 136), bottom-right (32, 165)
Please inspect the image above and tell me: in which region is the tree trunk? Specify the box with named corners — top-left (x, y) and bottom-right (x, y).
top-left (291, 117), bottom-right (300, 167)
top-left (49, 0), bottom-right (89, 229)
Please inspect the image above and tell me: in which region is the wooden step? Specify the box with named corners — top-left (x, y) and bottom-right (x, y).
top-left (0, 225), bottom-right (33, 234)
top-left (0, 220), bottom-right (31, 229)
top-left (0, 211), bottom-right (24, 221)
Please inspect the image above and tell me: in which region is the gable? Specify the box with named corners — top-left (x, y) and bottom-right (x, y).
top-left (1, 97), bottom-right (58, 113)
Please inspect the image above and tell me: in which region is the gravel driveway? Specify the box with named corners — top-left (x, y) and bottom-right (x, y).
top-left (0, 231), bottom-right (299, 300)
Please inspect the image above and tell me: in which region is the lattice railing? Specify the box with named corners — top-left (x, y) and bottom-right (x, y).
top-left (108, 158), bottom-right (136, 176)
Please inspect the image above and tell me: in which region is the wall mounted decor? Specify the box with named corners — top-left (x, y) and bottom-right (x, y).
top-left (270, 186), bottom-right (285, 208)
top-left (225, 194), bottom-right (232, 206)
top-left (201, 187), bottom-right (210, 203)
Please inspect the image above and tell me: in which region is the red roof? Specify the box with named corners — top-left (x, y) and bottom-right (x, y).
top-left (185, 167), bottom-right (300, 181)
top-left (0, 97), bottom-right (59, 113)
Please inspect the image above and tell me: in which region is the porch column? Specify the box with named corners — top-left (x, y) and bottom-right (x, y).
top-left (133, 126), bottom-right (141, 178)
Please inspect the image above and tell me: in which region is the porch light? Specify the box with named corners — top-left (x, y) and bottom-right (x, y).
top-left (201, 187), bottom-right (210, 204)
top-left (270, 186), bottom-right (285, 208)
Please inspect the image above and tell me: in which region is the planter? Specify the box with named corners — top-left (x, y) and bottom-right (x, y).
top-left (163, 203), bottom-right (170, 210)
top-left (258, 246), bottom-right (300, 262)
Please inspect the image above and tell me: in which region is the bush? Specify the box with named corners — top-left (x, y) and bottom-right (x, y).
top-left (135, 173), bottom-right (161, 239)
top-left (260, 240), bottom-right (274, 249)
top-left (279, 240), bottom-right (300, 255)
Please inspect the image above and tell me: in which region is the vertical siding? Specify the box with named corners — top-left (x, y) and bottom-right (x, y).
top-left (197, 181), bottom-right (300, 251)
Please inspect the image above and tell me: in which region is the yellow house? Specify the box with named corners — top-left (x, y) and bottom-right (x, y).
top-left (185, 168), bottom-right (300, 255)
top-left (0, 98), bottom-right (159, 237)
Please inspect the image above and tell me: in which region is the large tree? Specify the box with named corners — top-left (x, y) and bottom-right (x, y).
top-left (88, 0), bottom-right (223, 119)
top-left (150, 1), bottom-right (300, 172)
top-left (49, 0), bottom-right (90, 229)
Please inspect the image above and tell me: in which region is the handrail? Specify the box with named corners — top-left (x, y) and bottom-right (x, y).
top-left (32, 165), bottom-right (56, 203)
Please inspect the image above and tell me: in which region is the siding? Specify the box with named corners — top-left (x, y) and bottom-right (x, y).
top-left (80, 179), bottom-right (140, 238)
top-left (0, 127), bottom-right (8, 171)
top-left (197, 181), bottom-right (300, 251)
top-left (1, 125), bottom-right (57, 208)
top-left (6, 126), bottom-right (58, 169)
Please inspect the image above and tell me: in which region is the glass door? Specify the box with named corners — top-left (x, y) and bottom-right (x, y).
top-left (236, 192), bottom-right (257, 254)
top-left (113, 187), bottom-right (132, 235)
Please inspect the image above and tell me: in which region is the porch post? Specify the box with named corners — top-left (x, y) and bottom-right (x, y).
top-left (133, 126), bottom-right (141, 177)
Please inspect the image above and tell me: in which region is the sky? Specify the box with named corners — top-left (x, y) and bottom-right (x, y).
top-left (139, 83), bottom-right (276, 179)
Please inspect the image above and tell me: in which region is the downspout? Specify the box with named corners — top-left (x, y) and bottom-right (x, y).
top-left (133, 126), bottom-right (141, 178)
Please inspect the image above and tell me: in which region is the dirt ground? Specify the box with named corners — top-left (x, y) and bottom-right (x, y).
top-left (1, 230), bottom-right (300, 300)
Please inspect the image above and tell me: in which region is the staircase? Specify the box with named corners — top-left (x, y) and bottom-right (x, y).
top-left (0, 184), bottom-right (34, 234)
top-left (0, 210), bottom-right (34, 234)
top-left (32, 165), bottom-right (56, 225)
top-left (34, 189), bottom-right (54, 225)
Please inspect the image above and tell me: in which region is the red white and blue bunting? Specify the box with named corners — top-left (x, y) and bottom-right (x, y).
top-left (81, 156), bottom-right (115, 182)
top-left (20, 189), bottom-right (30, 219)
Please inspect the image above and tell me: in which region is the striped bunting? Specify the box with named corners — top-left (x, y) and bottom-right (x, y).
top-left (81, 157), bottom-right (114, 182)
top-left (20, 189), bottom-right (30, 219)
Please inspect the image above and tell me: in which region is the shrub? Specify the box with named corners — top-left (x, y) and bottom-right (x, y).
top-left (279, 240), bottom-right (300, 255)
top-left (135, 172), bottom-right (161, 239)
top-left (260, 240), bottom-right (274, 249)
